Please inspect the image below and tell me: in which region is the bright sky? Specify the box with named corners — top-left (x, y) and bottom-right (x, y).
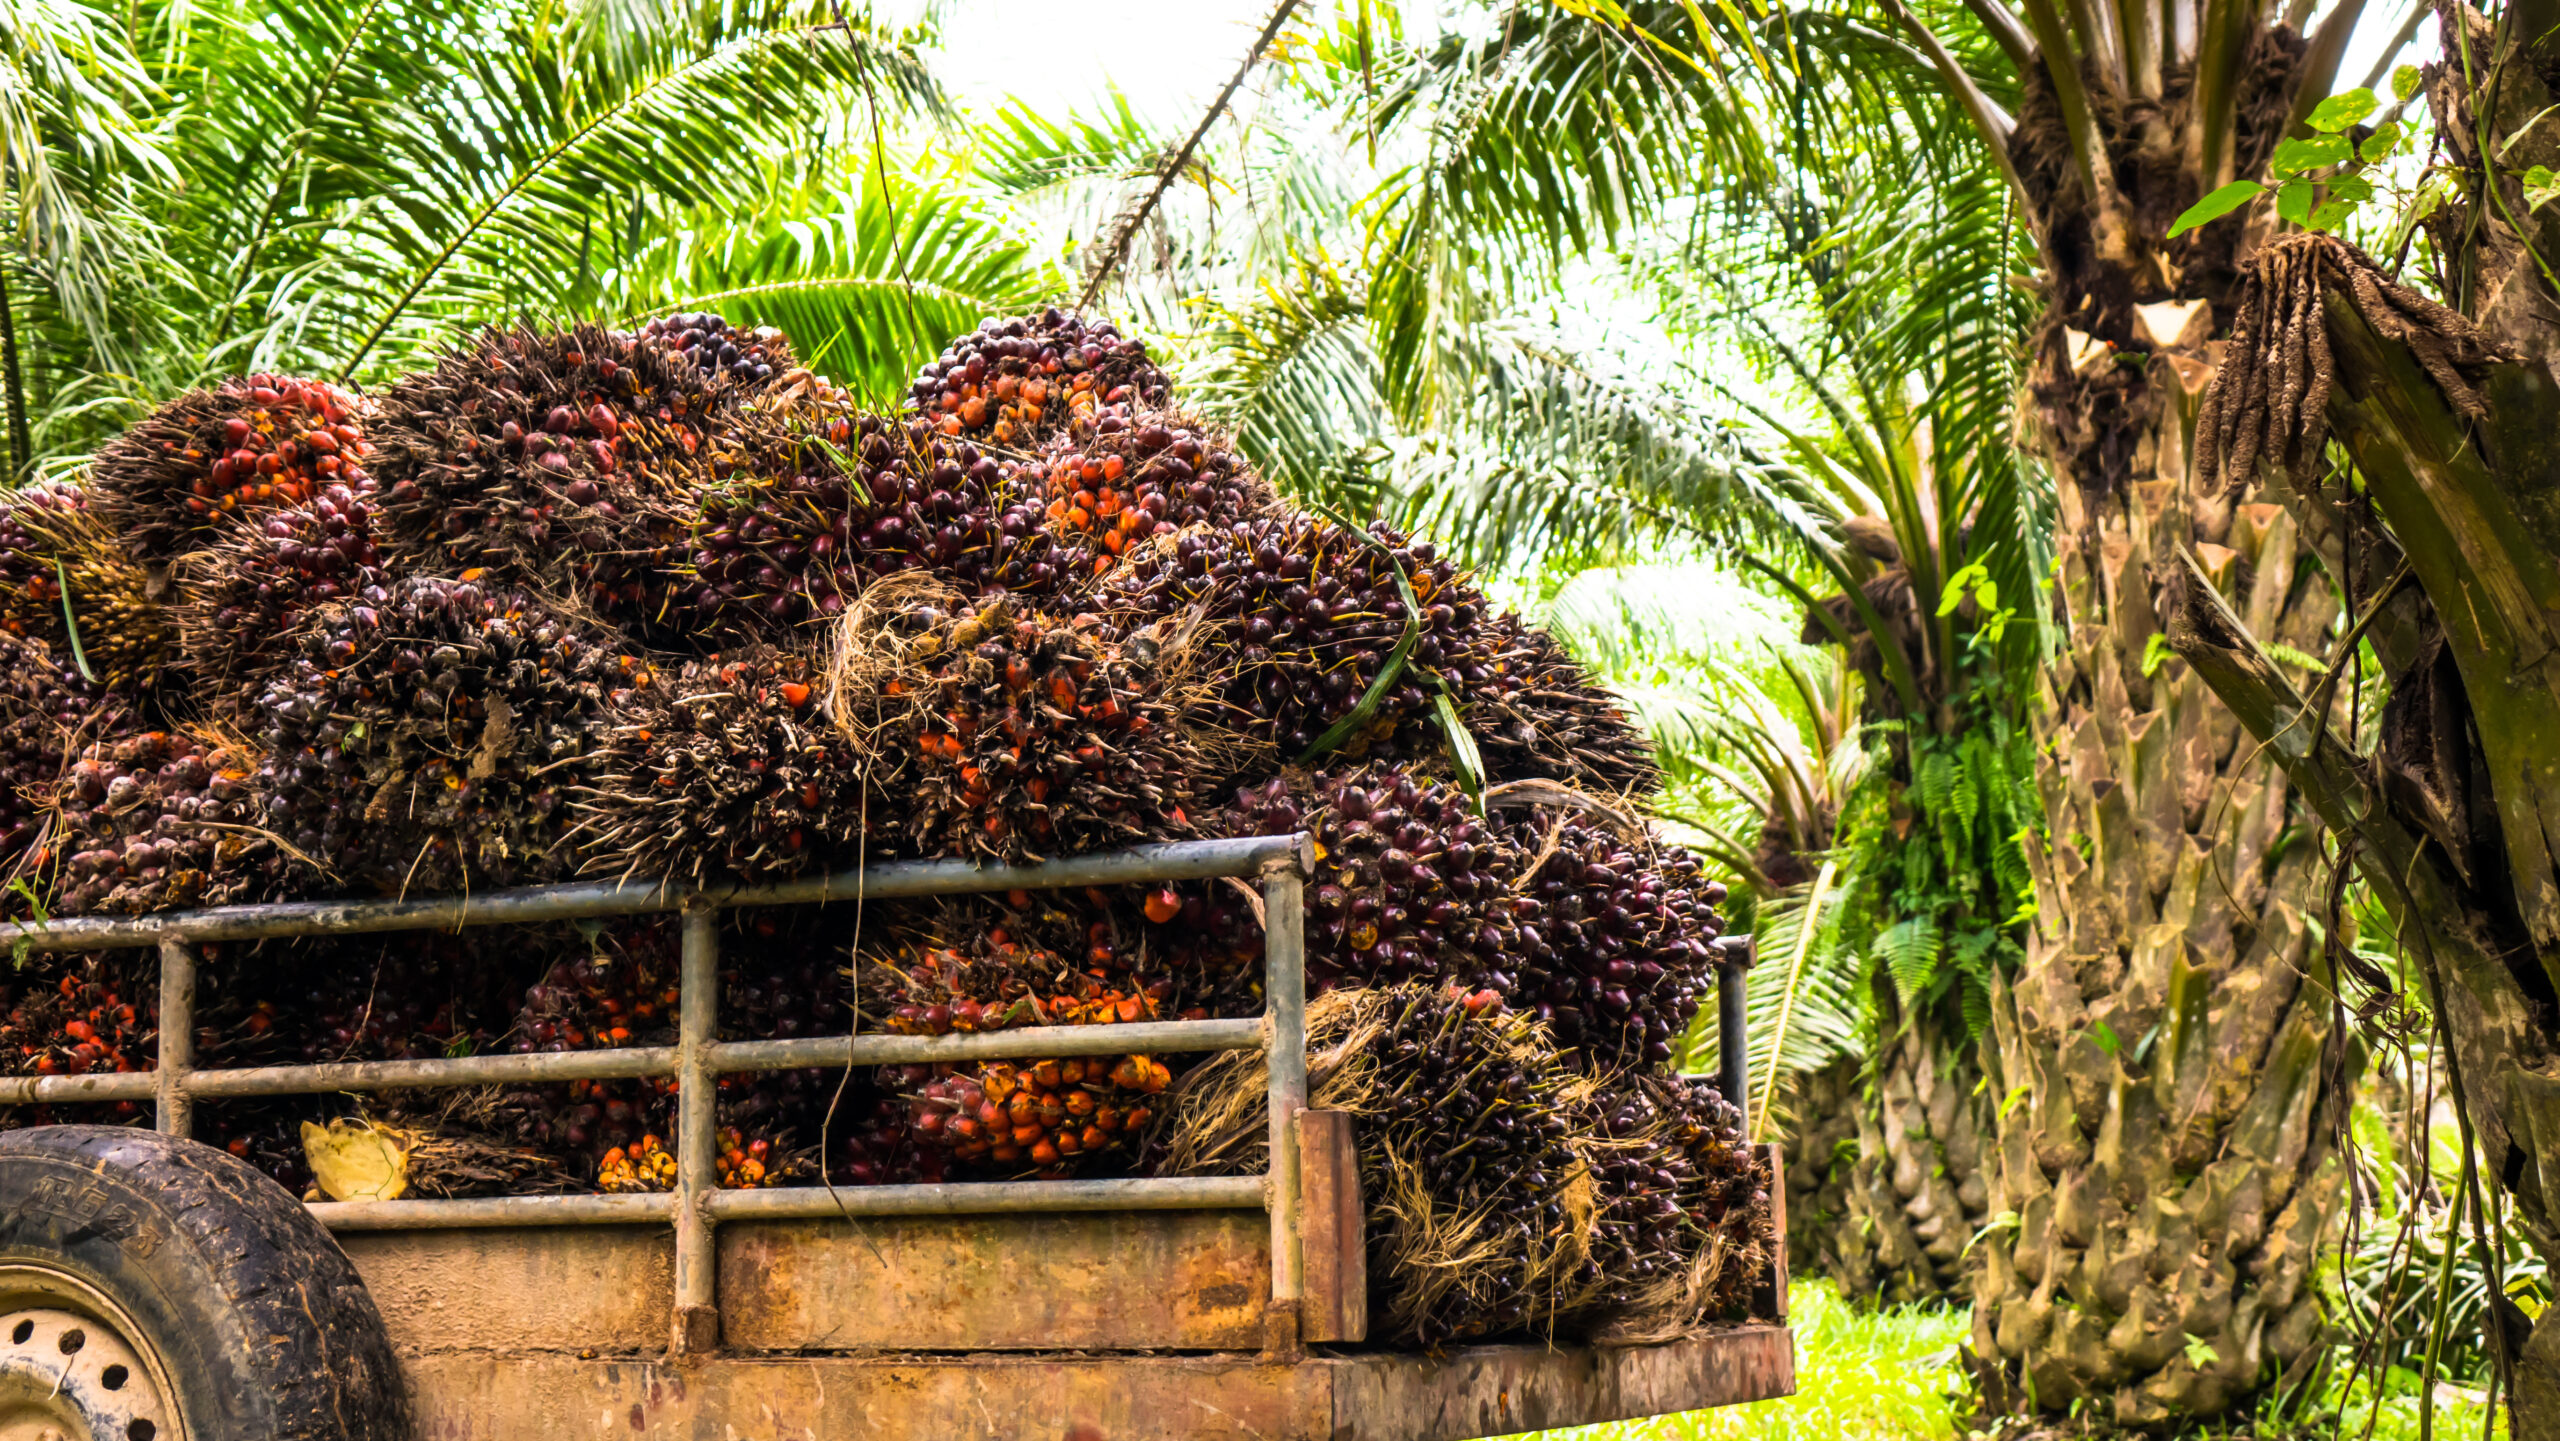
top-left (923, 0), bottom-right (1283, 125)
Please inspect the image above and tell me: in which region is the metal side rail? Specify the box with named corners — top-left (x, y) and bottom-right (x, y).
top-left (0, 833), bottom-right (1318, 1355)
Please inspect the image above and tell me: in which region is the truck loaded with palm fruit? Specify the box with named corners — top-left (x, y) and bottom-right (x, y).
top-left (0, 310), bottom-right (1787, 1439)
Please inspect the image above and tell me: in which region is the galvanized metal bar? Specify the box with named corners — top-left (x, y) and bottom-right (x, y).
top-left (183, 1045), bottom-right (678, 1098)
top-left (702, 1175), bottom-right (1264, 1222)
top-left (704, 1018), bottom-right (1262, 1076)
top-left (1716, 948), bottom-right (1749, 1121)
top-left (154, 936), bottom-right (194, 1138)
top-left (1261, 857), bottom-right (1309, 1321)
top-left (0, 1072), bottom-right (157, 1106)
top-left (672, 907), bottom-right (719, 1354)
top-left (0, 835), bottom-right (1306, 954)
top-left (310, 1192), bottom-right (675, 1231)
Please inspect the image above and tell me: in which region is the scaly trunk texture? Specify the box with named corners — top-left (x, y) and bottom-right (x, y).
top-left (1783, 1030), bottom-right (1998, 1306)
top-left (1965, 41), bottom-right (2358, 1427)
top-left (2154, 7), bottom-right (2560, 1424)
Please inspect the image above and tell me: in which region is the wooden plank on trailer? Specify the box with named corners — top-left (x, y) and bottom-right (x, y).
top-left (718, 1211), bottom-right (1272, 1351)
top-left (339, 1225), bottom-right (673, 1357)
top-left (1327, 1325), bottom-right (1797, 1441)
top-left (1296, 1108), bottom-right (1366, 1344)
top-left (391, 1326), bottom-right (1795, 1440)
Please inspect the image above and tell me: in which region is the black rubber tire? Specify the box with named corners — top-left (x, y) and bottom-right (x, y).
top-left (0, 1124), bottom-right (406, 1440)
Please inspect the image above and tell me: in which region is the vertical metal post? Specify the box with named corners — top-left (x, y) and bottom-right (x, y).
top-left (671, 906), bottom-right (720, 1356)
top-left (1261, 850), bottom-right (1309, 1353)
top-left (155, 936), bottom-right (194, 1138)
top-left (1715, 934), bottom-right (1751, 1122)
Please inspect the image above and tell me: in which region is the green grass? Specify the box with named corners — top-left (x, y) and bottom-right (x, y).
top-left (1503, 1281), bottom-right (1970, 1441)
top-left (1496, 1283), bottom-right (2507, 1441)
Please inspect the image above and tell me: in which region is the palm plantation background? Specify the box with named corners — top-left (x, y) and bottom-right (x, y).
top-left (6, 0), bottom-right (2553, 1432)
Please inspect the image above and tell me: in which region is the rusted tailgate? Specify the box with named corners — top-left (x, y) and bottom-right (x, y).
top-left (392, 1328), bottom-right (1795, 1440)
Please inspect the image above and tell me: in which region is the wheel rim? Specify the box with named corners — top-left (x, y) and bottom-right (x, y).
top-left (0, 1267), bottom-right (178, 1441)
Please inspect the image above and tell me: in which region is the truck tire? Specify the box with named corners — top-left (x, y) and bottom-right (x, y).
top-left (0, 1124), bottom-right (405, 1441)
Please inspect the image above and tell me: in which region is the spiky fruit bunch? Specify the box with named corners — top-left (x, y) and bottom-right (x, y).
top-left (719, 909), bottom-right (857, 1044)
top-left (1104, 515), bottom-right (1496, 762)
top-left (598, 1132), bottom-right (679, 1192)
top-left (1473, 617), bottom-right (1661, 796)
top-left (839, 1089), bottom-right (948, 1186)
top-left (1339, 985), bottom-right (1596, 1346)
top-left (254, 576), bottom-right (654, 894)
top-left (571, 644), bottom-right (870, 884)
top-left (370, 324), bottom-right (765, 620)
top-left (513, 925), bottom-right (680, 1053)
top-left (177, 479), bottom-right (387, 692)
top-left (53, 731), bottom-right (288, 915)
top-left (682, 417), bottom-right (1070, 631)
top-left (863, 598), bottom-right (1226, 862)
top-left (1035, 410), bottom-right (1272, 579)
top-left (905, 1053), bottom-right (1169, 1175)
top-left (869, 932), bottom-right (1166, 1037)
top-left (909, 310), bottom-right (1169, 448)
top-left (1220, 770), bottom-right (1523, 992)
top-left (0, 954), bottom-right (155, 1081)
top-left (209, 929), bottom-right (522, 1066)
top-left (638, 312), bottom-right (795, 388)
top-left (0, 485), bottom-right (177, 691)
top-left (498, 1077), bottom-right (676, 1179)
top-left (0, 633), bottom-right (115, 873)
top-left (1493, 810), bottom-right (1725, 1071)
top-left (86, 374), bottom-right (374, 559)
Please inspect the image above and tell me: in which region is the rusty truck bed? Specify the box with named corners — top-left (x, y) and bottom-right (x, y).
top-left (348, 1213), bottom-right (1795, 1440)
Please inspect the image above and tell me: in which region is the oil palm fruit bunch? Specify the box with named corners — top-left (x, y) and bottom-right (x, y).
top-left (1473, 616), bottom-right (1660, 796)
top-left (371, 324), bottom-right (754, 622)
top-left (638, 311), bottom-right (795, 387)
top-left (1033, 409), bottom-right (1272, 578)
top-left (597, 1132), bottom-right (680, 1192)
top-left (720, 909), bottom-right (857, 1044)
top-left (0, 484), bottom-right (178, 691)
top-left (53, 731), bottom-right (288, 915)
top-left (868, 929), bottom-right (1168, 1037)
top-left (684, 416), bottom-right (1071, 633)
top-left (252, 930), bottom-right (522, 1065)
top-left (176, 478), bottom-right (387, 692)
top-left (1103, 515), bottom-right (1495, 763)
top-left (1493, 808), bottom-right (1726, 1071)
top-left (905, 1052), bottom-right (1170, 1175)
top-left (500, 1076), bottom-right (676, 1181)
top-left (0, 953), bottom-right (155, 1082)
top-left (86, 373), bottom-right (374, 560)
top-left (1220, 770), bottom-right (1525, 993)
top-left (866, 598), bottom-right (1217, 863)
top-left (254, 575), bottom-right (654, 894)
top-left (0, 632), bottom-right (116, 874)
top-left (512, 924), bottom-right (681, 1054)
top-left (909, 310), bottom-right (1169, 448)
top-left (571, 644), bottom-right (871, 884)
top-left (838, 1087), bottom-right (948, 1186)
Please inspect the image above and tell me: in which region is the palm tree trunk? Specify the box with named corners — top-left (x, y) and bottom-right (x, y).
top-left (1945, 31), bottom-right (2361, 1418)
top-left (1970, 447), bottom-right (2348, 1423)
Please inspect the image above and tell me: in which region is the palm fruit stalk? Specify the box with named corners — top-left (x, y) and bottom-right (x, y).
top-left (909, 310), bottom-right (1169, 449)
top-left (1220, 769), bottom-right (1526, 992)
top-left (0, 483), bottom-right (178, 691)
top-left (1472, 616), bottom-right (1662, 796)
top-left (87, 375), bottom-right (374, 562)
top-left (682, 416), bottom-right (1072, 633)
top-left (844, 593), bottom-right (1239, 863)
top-left (1153, 984), bottom-right (1604, 1346)
top-left (1101, 514), bottom-right (1498, 764)
top-left (369, 324), bottom-right (776, 626)
top-left (253, 575), bottom-right (654, 894)
top-left (570, 643), bottom-right (872, 884)
top-left (52, 730), bottom-right (289, 915)
top-left (1491, 804), bottom-right (1726, 1070)
top-left (1032, 409), bottom-right (1273, 580)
